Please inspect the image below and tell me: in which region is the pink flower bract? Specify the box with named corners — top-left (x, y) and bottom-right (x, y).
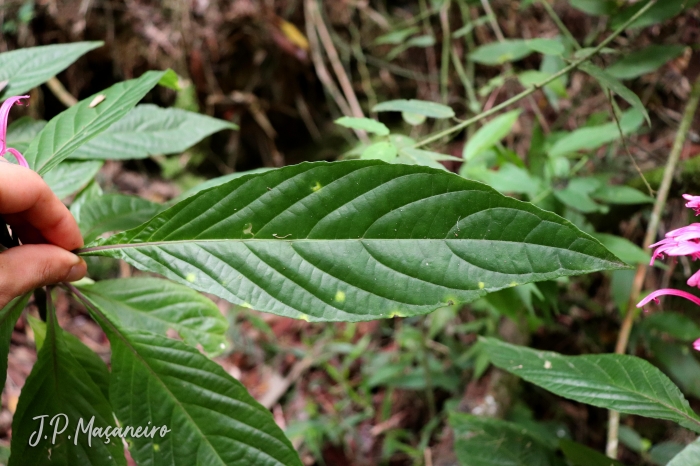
top-left (0, 96), bottom-right (30, 168)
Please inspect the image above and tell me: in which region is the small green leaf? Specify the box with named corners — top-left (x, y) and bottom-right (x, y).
top-left (668, 438), bottom-right (700, 466)
top-left (77, 277), bottom-right (228, 356)
top-left (70, 104), bottom-right (237, 160)
top-left (607, 45), bottom-right (686, 80)
top-left (75, 194), bottom-right (163, 243)
top-left (579, 63), bottom-right (650, 125)
top-left (591, 233), bottom-right (649, 265)
top-left (386, 35), bottom-right (436, 60)
top-left (548, 109), bottom-right (644, 157)
top-left (397, 147), bottom-right (461, 170)
top-left (469, 40), bottom-right (533, 65)
top-left (591, 185), bottom-right (653, 204)
top-left (567, 0), bottom-right (617, 15)
top-left (375, 27), bottom-right (420, 45)
top-left (650, 442), bottom-right (686, 466)
top-left (559, 439), bottom-right (625, 466)
top-left (449, 412), bottom-right (560, 466)
top-left (335, 116), bottom-right (390, 136)
top-left (361, 141), bottom-right (398, 161)
top-left (0, 295), bottom-right (29, 390)
top-left (482, 338), bottom-right (700, 433)
top-left (5, 117), bottom-right (46, 152)
top-left (24, 71), bottom-right (170, 175)
top-left (0, 42), bottom-right (102, 97)
top-left (526, 38), bottom-right (565, 56)
top-left (401, 112), bottom-right (426, 126)
top-left (373, 99), bottom-right (455, 119)
top-left (612, 0), bottom-right (696, 30)
top-left (463, 110), bottom-right (521, 161)
top-left (43, 160), bottom-right (103, 200)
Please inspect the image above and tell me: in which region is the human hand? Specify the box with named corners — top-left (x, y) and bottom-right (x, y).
top-left (0, 162), bottom-right (87, 308)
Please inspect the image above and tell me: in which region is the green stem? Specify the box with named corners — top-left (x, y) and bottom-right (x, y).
top-left (538, 0), bottom-right (581, 50)
top-left (414, 0), bottom-right (658, 149)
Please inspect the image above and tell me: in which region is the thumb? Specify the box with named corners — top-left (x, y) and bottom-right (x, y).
top-left (0, 244), bottom-right (87, 307)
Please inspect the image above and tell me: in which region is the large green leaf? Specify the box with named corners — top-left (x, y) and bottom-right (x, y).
top-left (0, 42), bottom-right (102, 98)
top-left (23, 70), bottom-right (174, 175)
top-left (668, 438), bottom-right (700, 466)
top-left (75, 291), bottom-right (303, 466)
top-left (463, 110), bottom-right (521, 161)
top-left (81, 161), bottom-right (625, 322)
top-left (0, 294), bottom-right (29, 390)
top-left (482, 338), bottom-right (700, 433)
top-left (43, 160), bottom-right (103, 200)
top-left (9, 304), bottom-right (124, 465)
top-left (449, 412), bottom-right (561, 466)
top-left (75, 194), bottom-right (163, 243)
top-left (70, 104), bottom-right (237, 160)
top-left (5, 117), bottom-right (46, 152)
top-left (77, 277), bottom-right (228, 356)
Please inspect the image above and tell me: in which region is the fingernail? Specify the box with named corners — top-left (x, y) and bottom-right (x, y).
top-left (66, 258), bottom-right (87, 282)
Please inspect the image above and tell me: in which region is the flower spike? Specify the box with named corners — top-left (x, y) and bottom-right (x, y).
top-left (0, 96), bottom-right (30, 168)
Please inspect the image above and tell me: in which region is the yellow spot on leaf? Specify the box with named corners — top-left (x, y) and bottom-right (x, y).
top-left (478, 282), bottom-right (485, 289)
top-left (243, 223), bottom-right (254, 236)
top-left (299, 313), bottom-right (310, 322)
top-left (334, 290), bottom-right (346, 302)
top-left (509, 282), bottom-right (518, 287)
top-left (89, 94), bottom-right (106, 108)
top-left (153, 444), bottom-right (160, 452)
top-left (312, 182), bottom-right (322, 192)
top-left (186, 273), bottom-right (196, 283)
top-left (544, 360), bottom-right (552, 369)
top-left (241, 302), bottom-right (252, 309)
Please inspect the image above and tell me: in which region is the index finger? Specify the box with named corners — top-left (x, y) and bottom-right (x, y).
top-left (0, 163), bottom-right (83, 251)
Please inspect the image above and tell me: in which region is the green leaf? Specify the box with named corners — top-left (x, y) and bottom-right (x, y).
top-left (43, 160), bottom-right (103, 200)
top-left (174, 168), bottom-right (273, 201)
top-left (559, 439), bottom-right (625, 466)
top-left (0, 295), bottom-right (29, 390)
top-left (5, 117), bottom-right (46, 152)
top-left (373, 99), bottom-right (455, 119)
top-left (526, 39), bottom-right (565, 56)
top-left (607, 45), bottom-right (686, 80)
top-left (591, 185), bottom-right (653, 204)
top-left (70, 104), bottom-right (237, 160)
top-left (396, 147), bottom-right (462, 170)
top-left (640, 312), bottom-right (700, 342)
top-left (668, 438), bottom-right (700, 466)
top-left (548, 109), bottom-right (644, 157)
top-left (612, 0), bottom-right (695, 30)
top-left (591, 233), bottom-right (649, 265)
top-left (469, 40), bottom-right (533, 65)
top-left (555, 178), bottom-right (606, 213)
top-left (335, 116), bottom-right (390, 136)
top-left (78, 293), bottom-right (302, 466)
top-left (70, 181), bottom-right (104, 225)
top-left (401, 112), bottom-right (426, 126)
top-left (77, 277), bottom-right (228, 356)
top-left (26, 314), bottom-right (110, 400)
top-left (0, 42), bottom-right (103, 97)
top-left (75, 194), bottom-right (163, 243)
top-left (482, 337), bottom-right (700, 433)
top-left (449, 412), bottom-right (560, 466)
top-left (361, 141), bottom-right (398, 161)
top-left (23, 70), bottom-right (171, 175)
top-left (463, 110), bottom-right (521, 161)
top-left (375, 27), bottom-right (420, 45)
top-left (650, 442), bottom-right (686, 465)
top-left (81, 161), bottom-right (625, 322)
top-left (649, 338), bottom-right (700, 399)
top-left (567, 0), bottom-right (617, 15)
top-left (579, 63), bottom-right (650, 125)
top-left (386, 35), bottom-right (436, 60)
top-left (9, 305), bottom-right (124, 466)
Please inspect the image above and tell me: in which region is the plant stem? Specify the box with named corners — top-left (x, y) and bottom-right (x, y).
top-left (607, 71), bottom-right (700, 459)
top-left (439, 0), bottom-right (452, 105)
top-left (414, 0), bottom-right (658, 149)
top-left (538, 0), bottom-right (580, 50)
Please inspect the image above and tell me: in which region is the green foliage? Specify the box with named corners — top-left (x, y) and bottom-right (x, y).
top-left (667, 438), bottom-right (700, 466)
top-left (607, 45), bottom-right (686, 80)
top-left (74, 194), bottom-right (163, 243)
top-left (372, 99), bottom-right (455, 119)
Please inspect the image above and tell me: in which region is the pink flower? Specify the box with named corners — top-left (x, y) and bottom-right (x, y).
top-left (683, 194), bottom-right (700, 216)
top-left (637, 194), bottom-right (700, 351)
top-left (0, 96), bottom-right (30, 168)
